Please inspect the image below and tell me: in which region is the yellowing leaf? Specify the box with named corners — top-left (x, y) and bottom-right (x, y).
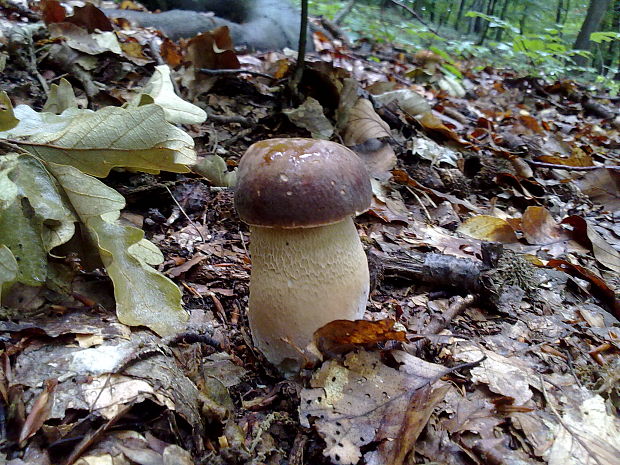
top-left (0, 199), bottom-right (47, 286)
top-left (15, 104), bottom-right (196, 177)
top-left (0, 91), bottom-right (19, 131)
top-left (0, 244), bottom-right (18, 298)
top-left (42, 78), bottom-right (78, 114)
top-left (87, 215), bottom-right (187, 336)
top-left (45, 162), bottom-right (187, 336)
top-left (458, 215), bottom-right (519, 243)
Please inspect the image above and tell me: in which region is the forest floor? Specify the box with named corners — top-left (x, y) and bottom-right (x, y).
top-left (0, 3), bottom-right (619, 465)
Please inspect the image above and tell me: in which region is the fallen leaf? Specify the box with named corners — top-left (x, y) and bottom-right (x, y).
top-left (343, 98), bottom-right (391, 146)
top-left (284, 97), bottom-right (334, 139)
top-left (521, 206), bottom-right (567, 245)
top-left (313, 319), bottom-right (406, 359)
top-left (546, 394), bottom-right (620, 465)
top-left (135, 65), bottom-right (207, 125)
top-left (19, 378), bottom-right (58, 444)
top-left (561, 215), bottom-right (620, 273)
top-left (300, 351), bottom-right (448, 465)
top-left (574, 168), bottom-right (620, 212)
top-left (458, 215), bottom-right (519, 243)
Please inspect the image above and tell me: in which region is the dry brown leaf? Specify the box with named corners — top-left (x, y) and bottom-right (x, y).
top-left (352, 140), bottom-right (396, 179)
top-left (160, 38), bottom-right (183, 67)
top-left (538, 147), bottom-right (594, 167)
top-left (546, 259), bottom-right (620, 319)
top-left (574, 168), bottom-right (620, 212)
top-left (300, 351), bottom-right (448, 465)
top-left (343, 98), bottom-right (391, 146)
top-left (561, 216), bottom-right (620, 273)
top-left (458, 215), bottom-right (519, 243)
top-left (19, 378), bottom-right (58, 444)
top-left (41, 0), bottom-right (66, 24)
top-left (521, 206), bottom-right (567, 245)
top-left (64, 3), bottom-right (113, 33)
top-left (313, 319), bottom-right (406, 360)
top-left (186, 26), bottom-right (240, 71)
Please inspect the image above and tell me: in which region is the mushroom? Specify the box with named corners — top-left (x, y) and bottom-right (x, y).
top-left (234, 138), bottom-right (372, 374)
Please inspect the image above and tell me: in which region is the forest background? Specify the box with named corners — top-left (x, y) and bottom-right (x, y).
top-left (310, 0), bottom-right (620, 93)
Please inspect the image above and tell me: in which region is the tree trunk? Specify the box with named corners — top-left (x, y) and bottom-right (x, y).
top-left (468, 0), bottom-right (483, 34)
top-left (518, 4), bottom-right (527, 34)
top-left (454, 0), bottom-right (467, 31)
top-left (573, 0), bottom-right (612, 66)
top-left (477, 0), bottom-right (496, 45)
top-left (494, 0), bottom-right (510, 41)
top-left (605, 2), bottom-right (620, 77)
top-left (334, 0), bottom-right (356, 25)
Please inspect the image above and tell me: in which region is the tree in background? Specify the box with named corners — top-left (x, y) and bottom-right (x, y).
top-left (573, 0), bottom-right (612, 65)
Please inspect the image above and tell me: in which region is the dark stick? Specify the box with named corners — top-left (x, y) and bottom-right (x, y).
top-left (289, 0), bottom-right (309, 101)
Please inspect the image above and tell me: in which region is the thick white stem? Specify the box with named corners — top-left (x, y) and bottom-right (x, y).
top-left (248, 218), bottom-right (369, 373)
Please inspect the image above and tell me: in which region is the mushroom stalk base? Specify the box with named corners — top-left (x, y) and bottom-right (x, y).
top-left (248, 218), bottom-right (369, 374)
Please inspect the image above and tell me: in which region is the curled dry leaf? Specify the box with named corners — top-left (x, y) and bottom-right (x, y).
top-left (48, 22), bottom-right (122, 55)
top-left (373, 89), bottom-right (432, 118)
top-left (546, 259), bottom-right (620, 319)
top-left (19, 378), bottom-right (58, 444)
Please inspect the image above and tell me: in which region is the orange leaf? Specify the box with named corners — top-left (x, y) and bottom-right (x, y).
top-left (313, 319), bottom-right (406, 359)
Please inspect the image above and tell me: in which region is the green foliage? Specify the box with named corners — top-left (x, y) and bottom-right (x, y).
top-left (309, 1), bottom-right (619, 93)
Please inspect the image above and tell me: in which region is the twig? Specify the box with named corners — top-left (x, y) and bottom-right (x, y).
top-left (405, 186), bottom-right (432, 222)
top-left (199, 68), bottom-right (275, 80)
top-left (526, 160), bottom-right (620, 171)
top-left (424, 295), bottom-right (475, 335)
top-left (206, 112), bottom-right (253, 126)
top-left (289, 0), bottom-right (309, 101)
top-left (164, 185), bottom-right (205, 242)
top-left (334, 0), bottom-right (356, 25)
top-left (388, 0), bottom-right (441, 37)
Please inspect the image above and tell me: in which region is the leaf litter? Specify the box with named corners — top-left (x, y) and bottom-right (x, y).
top-left (0, 2), bottom-right (618, 465)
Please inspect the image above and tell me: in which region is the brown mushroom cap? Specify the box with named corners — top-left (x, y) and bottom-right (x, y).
top-left (234, 138), bottom-right (372, 228)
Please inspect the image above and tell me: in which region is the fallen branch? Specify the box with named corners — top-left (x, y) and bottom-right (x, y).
top-left (526, 160), bottom-right (620, 171)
